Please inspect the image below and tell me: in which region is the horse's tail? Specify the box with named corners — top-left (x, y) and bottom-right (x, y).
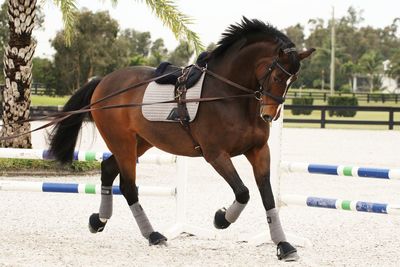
top-left (48, 78), bottom-right (102, 164)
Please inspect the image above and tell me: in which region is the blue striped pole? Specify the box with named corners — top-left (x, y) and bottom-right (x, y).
top-left (281, 161), bottom-right (400, 180)
top-left (0, 181), bottom-right (176, 197)
top-left (0, 148), bottom-right (176, 163)
top-left (281, 194), bottom-right (400, 215)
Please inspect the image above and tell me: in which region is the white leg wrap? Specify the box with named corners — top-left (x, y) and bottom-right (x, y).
top-left (266, 208), bottom-right (287, 244)
top-left (99, 186), bottom-right (113, 219)
top-left (225, 200), bottom-right (247, 223)
top-left (130, 202), bottom-right (154, 239)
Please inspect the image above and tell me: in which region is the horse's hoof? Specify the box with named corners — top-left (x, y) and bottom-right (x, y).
top-left (277, 241), bottom-right (299, 262)
top-left (88, 213), bottom-right (107, 233)
top-left (213, 208), bottom-right (231, 229)
top-left (148, 231), bottom-right (168, 246)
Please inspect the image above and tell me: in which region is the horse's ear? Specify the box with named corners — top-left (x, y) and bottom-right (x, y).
top-left (298, 48), bottom-right (316, 61)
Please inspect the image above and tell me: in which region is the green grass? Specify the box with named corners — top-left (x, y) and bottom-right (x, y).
top-left (31, 95), bottom-right (69, 106)
top-left (0, 158), bottom-right (100, 173)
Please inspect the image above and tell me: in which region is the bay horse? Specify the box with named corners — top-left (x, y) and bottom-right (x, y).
top-left (49, 17), bottom-right (314, 261)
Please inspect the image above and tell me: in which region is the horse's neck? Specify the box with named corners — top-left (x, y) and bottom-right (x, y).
top-left (212, 42), bottom-right (274, 88)
top-left (204, 52), bottom-right (263, 124)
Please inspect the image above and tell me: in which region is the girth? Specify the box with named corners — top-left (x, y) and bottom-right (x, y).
top-left (175, 65), bottom-right (202, 154)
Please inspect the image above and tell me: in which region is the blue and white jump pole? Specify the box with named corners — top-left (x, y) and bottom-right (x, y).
top-left (281, 161), bottom-right (400, 180)
top-left (0, 180), bottom-right (176, 197)
top-left (280, 194), bottom-right (400, 215)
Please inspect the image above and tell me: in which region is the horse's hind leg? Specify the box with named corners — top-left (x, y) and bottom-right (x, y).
top-left (245, 144), bottom-right (298, 261)
top-left (89, 155), bottom-right (119, 233)
top-left (88, 136), bottom-right (154, 234)
top-left (204, 152), bottom-right (250, 229)
top-left (109, 134), bottom-right (165, 245)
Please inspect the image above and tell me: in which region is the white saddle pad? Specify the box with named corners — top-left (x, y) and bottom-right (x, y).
top-left (142, 73), bottom-right (205, 122)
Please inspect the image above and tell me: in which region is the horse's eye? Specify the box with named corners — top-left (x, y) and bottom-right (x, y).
top-left (273, 76), bottom-right (282, 83)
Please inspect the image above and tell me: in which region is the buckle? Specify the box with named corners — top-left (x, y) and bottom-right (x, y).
top-left (254, 90), bottom-right (263, 101)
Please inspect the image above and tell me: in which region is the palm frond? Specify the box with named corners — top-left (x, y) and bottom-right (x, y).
top-left (139, 0), bottom-right (204, 54)
top-left (109, 0), bottom-right (118, 7)
top-left (52, 0), bottom-right (78, 46)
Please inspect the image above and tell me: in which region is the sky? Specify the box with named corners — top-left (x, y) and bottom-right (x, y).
top-left (19, 0), bottom-right (400, 58)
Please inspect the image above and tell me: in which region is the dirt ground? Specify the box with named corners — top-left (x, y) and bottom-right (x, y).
top-left (0, 123), bottom-right (399, 266)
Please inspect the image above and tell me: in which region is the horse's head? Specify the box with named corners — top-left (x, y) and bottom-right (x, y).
top-left (255, 47), bottom-right (315, 121)
top-left (206, 17), bottom-right (315, 123)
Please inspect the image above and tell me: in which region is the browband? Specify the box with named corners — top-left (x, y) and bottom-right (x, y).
top-left (282, 47), bottom-right (297, 54)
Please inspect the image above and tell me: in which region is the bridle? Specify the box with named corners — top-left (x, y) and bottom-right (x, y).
top-left (255, 48), bottom-right (299, 121)
top-left (256, 57), bottom-right (298, 105)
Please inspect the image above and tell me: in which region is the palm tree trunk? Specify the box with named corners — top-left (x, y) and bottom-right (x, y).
top-left (0, 0), bottom-right (36, 148)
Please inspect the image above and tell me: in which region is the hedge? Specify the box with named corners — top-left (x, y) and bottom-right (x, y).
top-left (291, 97), bottom-right (314, 115)
top-left (327, 96), bottom-right (358, 117)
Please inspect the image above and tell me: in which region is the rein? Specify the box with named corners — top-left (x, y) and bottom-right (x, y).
top-left (0, 59), bottom-right (293, 141)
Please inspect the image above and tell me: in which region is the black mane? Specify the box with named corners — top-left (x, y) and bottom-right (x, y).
top-left (209, 17), bottom-right (295, 59)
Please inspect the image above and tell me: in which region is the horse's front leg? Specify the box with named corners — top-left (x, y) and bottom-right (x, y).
top-left (204, 152), bottom-right (250, 229)
top-left (245, 144), bottom-right (299, 261)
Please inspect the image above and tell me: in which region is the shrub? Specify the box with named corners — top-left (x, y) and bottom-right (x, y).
top-left (291, 97), bottom-right (314, 115)
top-left (338, 84), bottom-right (352, 93)
top-left (327, 96), bottom-right (358, 117)
top-left (369, 93), bottom-right (383, 102)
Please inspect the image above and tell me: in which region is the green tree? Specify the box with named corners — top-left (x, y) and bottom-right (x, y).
top-left (298, 6), bottom-right (400, 91)
top-left (167, 41), bottom-right (193, 67)
top-left (388, 51), bottom-right (400, 79)
top-left (116, 29), bottom-right (153, 67)
top-left (52, 10), bottom-right (120, 94)
top-left (32, 57), bottom-right (57, 94)
top-left (118, 29), bottom-right (152, 57)
top-left (358, 50), bottom-right (384, 92)
top-left (148, 38), bottom-right (168, 66)
top-left (285, 24), bottom-right (305, 49)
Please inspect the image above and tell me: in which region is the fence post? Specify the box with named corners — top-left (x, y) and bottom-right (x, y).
top-left (367, 94), bottom-right (370, 103)
top-left (382, 94), bottom-right (385, 103)
top-left (323, 93), bottom-right (326, 102)
top-left (321, 108), bottom-right (326, 128)
top-left (389, 109), bottom-right (394, 130)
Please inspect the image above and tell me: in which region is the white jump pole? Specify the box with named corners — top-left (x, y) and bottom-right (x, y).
top-left (0, 148), bottom-right (176, 164)
top-left (164, 156), bottom-right (218, 240)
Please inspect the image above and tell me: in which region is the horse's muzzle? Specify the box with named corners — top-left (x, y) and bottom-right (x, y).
top-left (260, 102), bottom-right (281, 122)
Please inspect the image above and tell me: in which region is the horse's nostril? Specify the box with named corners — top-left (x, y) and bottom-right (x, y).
top-left (262, 114), bottom-right (273, 122)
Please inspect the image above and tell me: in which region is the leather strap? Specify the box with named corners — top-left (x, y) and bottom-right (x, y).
top-left (175, 66), bottom-right (202, 153)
